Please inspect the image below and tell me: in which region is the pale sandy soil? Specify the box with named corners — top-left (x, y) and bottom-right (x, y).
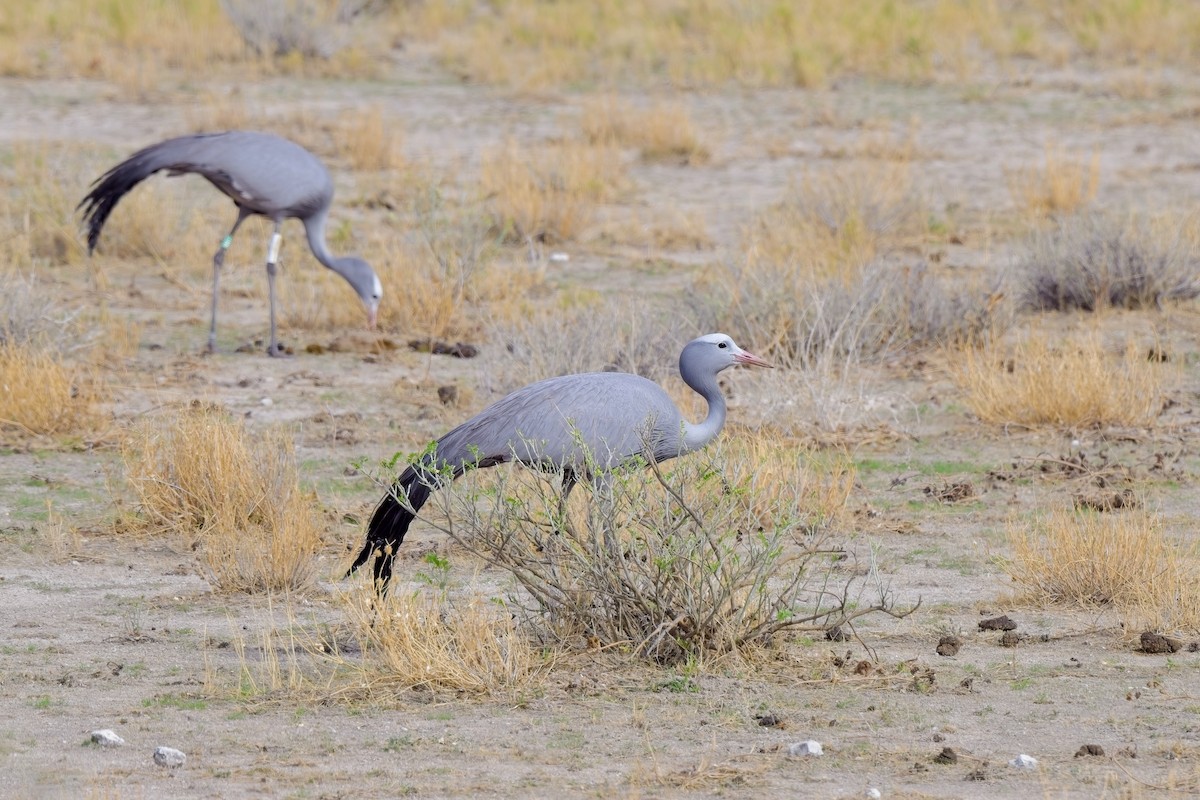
top-left (3, 50), bottom-right (1200, 800)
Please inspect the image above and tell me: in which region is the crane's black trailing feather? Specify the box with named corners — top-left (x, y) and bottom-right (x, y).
top-left (346, 466), bottom-right (436, 593)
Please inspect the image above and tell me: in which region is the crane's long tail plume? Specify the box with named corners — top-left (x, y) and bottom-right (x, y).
top-left (77, 138), bottom-right (196, 254)
top-left (346, 468), bottom-right (435, 594)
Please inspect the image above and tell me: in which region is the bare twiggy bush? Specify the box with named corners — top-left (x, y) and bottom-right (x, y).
top-left (581, 97), bottom-right (710, 164)
top-left (481, 138), bottom-right (625, 244)
top-left (0, 272), bottom-right (91, 352)
top-left (1006, 507), bottom-right (1200, 634)
top-left (396, 442), bottom-right (911, 664)
top-left (484, 300), bottom-right (701, 396)
top-left (120, 405), bottom-right (323, 593)
top-left (1019, 211), bottom-right (1200, 311)
top-left (0, 343), bottom-right (103, 438)
top-left (220, 0), bottom-right (377, 59)
top-left (951, 331), bottom-right (1168, 429)
top-left (1006, 142), bottom-right (1099, 219)
top-left (705, 258), bottom-right (1005, 369)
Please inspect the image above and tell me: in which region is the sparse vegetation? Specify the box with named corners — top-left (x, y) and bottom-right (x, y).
top-left (1006, 142), bottom-right (1100, 219)
top-left (1006, 507), bottom-right (1200, 634)
top-left (402, 441), bottom-right (909, 664)
top-left (581, 97), bottom-right (710, 164)
top-left (481, 137), bottom-right (625, 244)
top-left (1019, 211), bottom-right (1200, 311)
top-left (951, 331), bottom-right (1169, 429)
top-left (119, 405), bottom-right (323, 593)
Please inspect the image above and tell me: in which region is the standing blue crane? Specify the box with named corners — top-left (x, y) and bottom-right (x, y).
top-left (79, 131), bottom-right (382, 357)
top-left (347, 333), bottom-right (773, 593)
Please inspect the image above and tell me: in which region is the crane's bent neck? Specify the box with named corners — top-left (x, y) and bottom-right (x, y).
top-left (680, 369), bottom-right (727, 454)
top-left (302, 207), bottom-right (340, 272)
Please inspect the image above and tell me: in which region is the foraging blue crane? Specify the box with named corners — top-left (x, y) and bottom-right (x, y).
top-left (347, 333), bottom-right (773, 593)
top-left (79, 131), bottom-right (382, 357)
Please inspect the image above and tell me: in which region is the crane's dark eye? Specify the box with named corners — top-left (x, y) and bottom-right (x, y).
top-left (717, 341), bottom-right (728, 349)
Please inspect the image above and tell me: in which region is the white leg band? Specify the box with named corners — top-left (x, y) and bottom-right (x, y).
top-left (268, 232), bottom-right (282, 264)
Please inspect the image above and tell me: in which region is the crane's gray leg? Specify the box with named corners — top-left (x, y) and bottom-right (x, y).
top-left (208, 210), bottom-right (250, 354)
top-left (593, 472), bottom-right (618, 555)
top-left (264, 222), bottom-right (289, 358)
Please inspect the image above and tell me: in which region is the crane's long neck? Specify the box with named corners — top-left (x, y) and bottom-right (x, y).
top-left (302, 207), bottom-right (340, 272)
top-left (680, 368), bottom-right (727, 455)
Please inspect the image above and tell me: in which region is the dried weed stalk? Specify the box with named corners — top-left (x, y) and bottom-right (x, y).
top-left (120, 405), bottom-right (323, 593)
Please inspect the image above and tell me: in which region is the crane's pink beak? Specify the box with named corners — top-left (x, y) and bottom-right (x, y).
top-left (735, 350), bottom-right (773, 368)
top-left (367, 307), bottom-right (378, 330)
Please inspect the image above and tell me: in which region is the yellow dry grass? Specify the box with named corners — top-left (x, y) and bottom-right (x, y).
top-left (743, 160), bottom-right (924, 285)
top-left (335, 586), bottom-right (547, 696)
top-left (1006, 142), bottom-right (1100, 219)
top-left (1007, 507), bottom-right (1200, 634)
top-left (336, 105), bottom-right (404, 171)
top-left (950, 331), bottom-right (1167, 429)
top-left (120, 405), bottom-right (323, 593)
top-left (581, 97), bottom-right (711, 164)
top-left (216, 588), bottom-right (547, 702)
top-left (705, 429), bottom-right (857, 530)
top-left (0, 344), bottom-right (103, 438)
top-left (481, 137), bottom-right (625, 244)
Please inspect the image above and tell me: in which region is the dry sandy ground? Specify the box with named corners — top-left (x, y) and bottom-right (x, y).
top-left (4, 53), bottom-right (1200, 799)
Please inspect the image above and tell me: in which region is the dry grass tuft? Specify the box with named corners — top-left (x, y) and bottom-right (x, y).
top-left (120, 405), bottom-right (323, 593)
top-left (333, 586), bottom-right (547, 696)
top-left (1006, 507), bottom-right (1200, 634)
top-left (1007, 142), bottom-right (1100, 219)
top-left (950, 331), bottom-right (1168, 429)
top-left (336, 105), bottom-right (404, 171)
top-left (0, 343), bottom-right (103, 438)
top-left (581, 96), bottom-right (711, 164)
top-left (744, 161), bottom-right (925, 286)
top-left (481, 138), bottom-right (624, 244)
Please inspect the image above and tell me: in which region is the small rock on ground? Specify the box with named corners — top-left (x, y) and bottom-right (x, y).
top-left (788, 740), bottom-right (823, 757)
top-left (1075, 744), bottom-right (1105, 758)
top-left (90, 729), bottom-right (125, 747)
top-left (1009, 754), bottom-right (1038, 769)
top-left (153, 746), bottom-right (186, 768)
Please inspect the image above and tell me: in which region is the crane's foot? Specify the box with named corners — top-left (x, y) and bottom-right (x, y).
top-left (266, 341), bottom-right (292, 358)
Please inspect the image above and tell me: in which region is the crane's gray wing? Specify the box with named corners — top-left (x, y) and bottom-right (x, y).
top-left (428, 372), bottom-right (686, 474)
top-left (78, 131), bottom-right (332, 252)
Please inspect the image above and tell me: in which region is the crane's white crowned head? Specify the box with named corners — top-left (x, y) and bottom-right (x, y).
top-left (337, 257), bottom-right (382, 329)
top-left (681, 333), bottom-right (773, 377)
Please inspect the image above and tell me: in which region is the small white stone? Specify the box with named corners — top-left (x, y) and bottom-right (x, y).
top-left (549, 252), bottom-right (570, 263)
top-left (260, 397), bottom-right (273, 407)
top-left (865, 789), bottom-right (882, 799)
top-left (1009, 753), bottom-right (1038, 769)
top-left (91, 729), bottom-right (125, 747)
top-left (153, 746), bottom-right (186, 768)
top-left (788, 740), bottom-right (823, 757)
